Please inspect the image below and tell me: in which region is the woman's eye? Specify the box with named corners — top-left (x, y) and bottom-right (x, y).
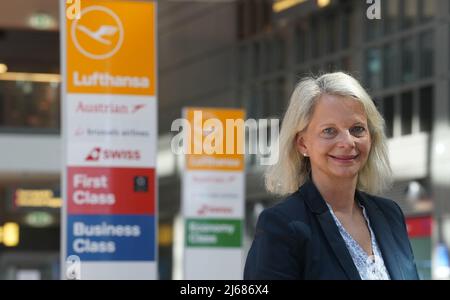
top-left (350, 126), bottom-right (366, 136)
top-left (322, 128), bottom-right (336, 135)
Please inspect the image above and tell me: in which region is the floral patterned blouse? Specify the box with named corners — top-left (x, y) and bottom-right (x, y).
top-left (326, 201), bottom-right (391, 280)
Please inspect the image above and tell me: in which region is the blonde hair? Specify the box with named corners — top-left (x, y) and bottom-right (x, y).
top-left (265, 72), bottom-right (392, 196)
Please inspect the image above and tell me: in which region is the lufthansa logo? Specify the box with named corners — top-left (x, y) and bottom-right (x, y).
top-left (71, 5), bottom-right (124, 60)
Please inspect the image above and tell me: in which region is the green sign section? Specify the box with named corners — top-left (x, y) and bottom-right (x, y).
top-left (186, 219), bottom-right (242, 248)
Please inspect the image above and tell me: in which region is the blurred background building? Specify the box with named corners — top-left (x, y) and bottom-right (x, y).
top-left (0, 0), bottom-right (449, 279)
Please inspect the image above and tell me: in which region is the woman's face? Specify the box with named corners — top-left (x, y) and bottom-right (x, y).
top-left (296, 94), bottom-right (371, 181)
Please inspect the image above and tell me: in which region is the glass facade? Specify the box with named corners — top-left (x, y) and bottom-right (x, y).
top-left (0, 80), bottom-right (60, 132)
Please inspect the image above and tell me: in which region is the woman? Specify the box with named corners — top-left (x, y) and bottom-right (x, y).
top-left (244, 72), bottom-right (419, 280)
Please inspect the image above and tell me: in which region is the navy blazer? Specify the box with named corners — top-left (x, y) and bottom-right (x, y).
top-left (244, 178), bottom-right (419, 280)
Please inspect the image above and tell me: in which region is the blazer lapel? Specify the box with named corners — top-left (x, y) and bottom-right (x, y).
top-left (357, 191), bottom-right (404, 280)
top-left (301, 180), bottom-right (361, 280)
top-left (316, 211), bottom-right (362, 280)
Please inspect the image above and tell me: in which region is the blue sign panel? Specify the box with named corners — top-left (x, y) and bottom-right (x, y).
top-left (67, 215), bottom-right (155, 261)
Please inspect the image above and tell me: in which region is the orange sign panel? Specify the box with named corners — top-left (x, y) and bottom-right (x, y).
top-left (66, 1), bottom-right (156, 96)
top-left (184, 108), bottom-right (245, 172)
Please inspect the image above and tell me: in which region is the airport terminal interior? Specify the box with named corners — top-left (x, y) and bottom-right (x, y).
top-left (0, 0), bottom-right (450, 279)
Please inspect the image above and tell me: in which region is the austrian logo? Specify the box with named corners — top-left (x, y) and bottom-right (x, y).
top-left (75, 101), bottom-right (146, 114)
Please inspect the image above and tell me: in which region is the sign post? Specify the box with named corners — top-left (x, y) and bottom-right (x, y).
top-left (60, 0), bottom-right (158, 279)
top-left (182, 108), bottom-right (245, 279)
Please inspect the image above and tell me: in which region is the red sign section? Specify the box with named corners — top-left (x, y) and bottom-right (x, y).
top-left (67, 167), bottom-right (155, 215)
top-left (406, 216), bottom-right (432, 238)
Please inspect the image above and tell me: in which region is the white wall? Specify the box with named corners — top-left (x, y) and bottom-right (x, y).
top-left (0, 134), bottom-right (61, 175)
top-left (388, 133), bottom-right (429, 181)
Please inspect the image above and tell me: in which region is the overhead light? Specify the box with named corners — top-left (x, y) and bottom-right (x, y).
top-left (25, 212), bottom-right (55, 228)
top-left (273, 0), bottom-right (308, 13)
top-left (0, 72), bottom-right (61, 83)
top-left (15, 189), bottom-right (62, 208)
top-left (317, 0), bottom-right (331, 8)
top-left (28, 12), bottom-right (57, 30)
top-left (0, 222), bottom-right (20, 247)
top-left (405, 181), bottom-right (425, 202)
top-left (0, 63), bottom-right (7, 74)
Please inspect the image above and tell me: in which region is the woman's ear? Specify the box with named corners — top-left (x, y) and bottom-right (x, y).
top-left (295, 132), bottom-right (308, 156)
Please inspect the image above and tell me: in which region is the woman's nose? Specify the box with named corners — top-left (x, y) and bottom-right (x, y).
top-left (336, 130), bottom-right (356, 148)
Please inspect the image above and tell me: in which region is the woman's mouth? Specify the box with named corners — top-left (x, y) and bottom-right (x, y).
top-left (329, 154), bottom-right (359, 162)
